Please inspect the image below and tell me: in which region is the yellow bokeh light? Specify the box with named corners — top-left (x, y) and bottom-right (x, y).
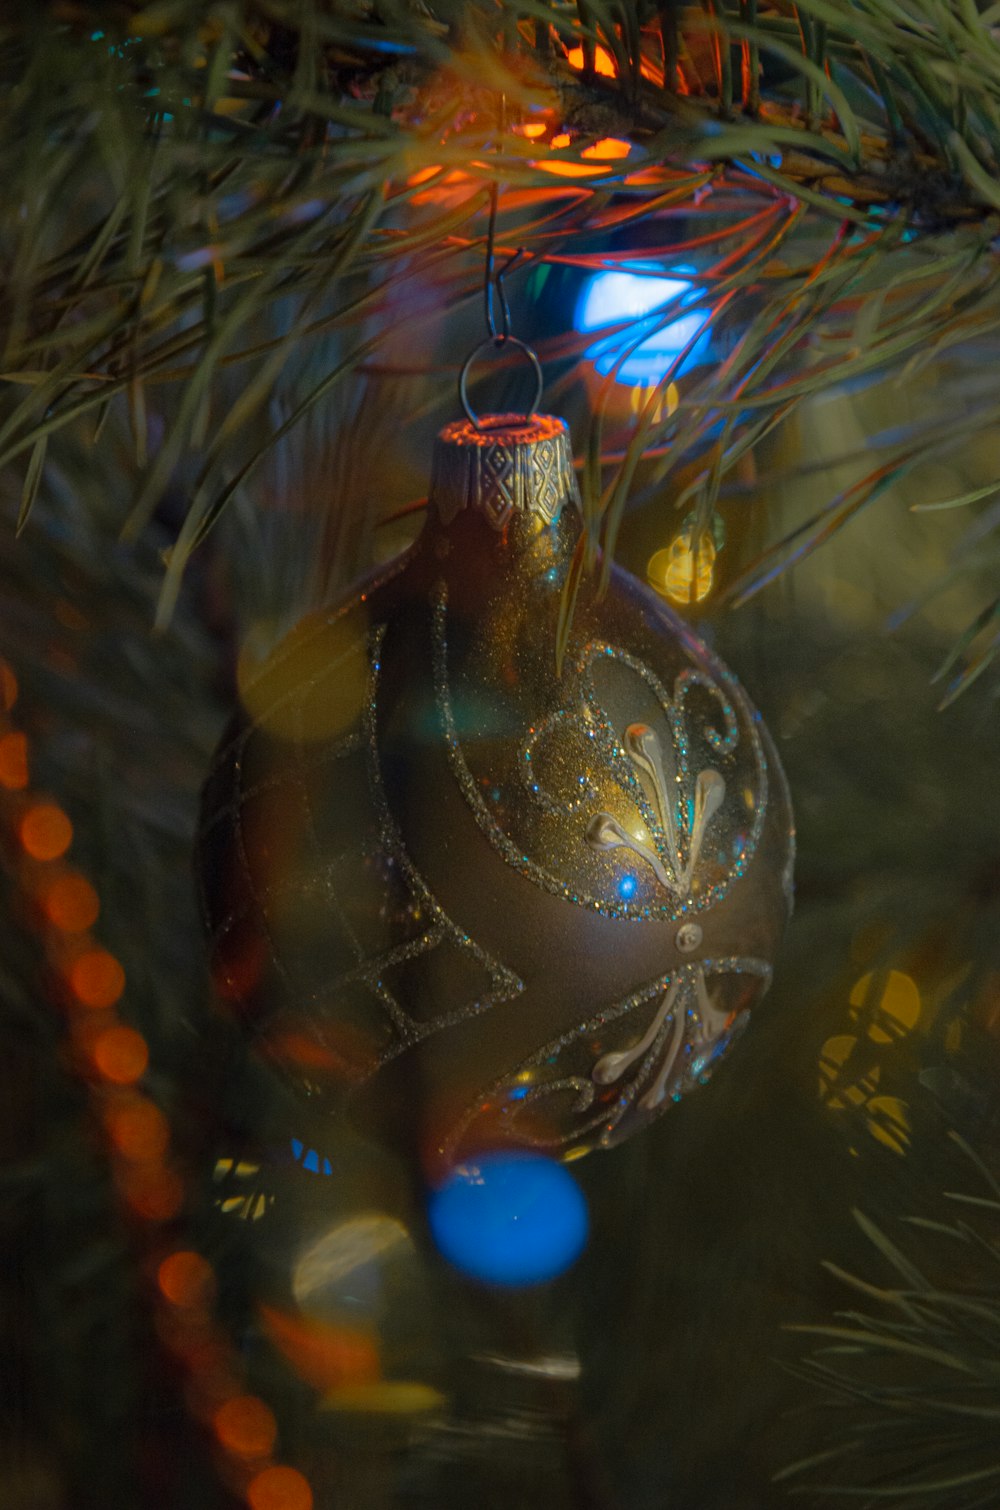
top-left (849, 969), bottom-right (921, 1045)
top-left (321, 1381), bottom-right (445, 1415)
top-left (647, 529), bottom-right (716, 605)
top-left (866, 1094), bottom-right (910, 1155)
top-left (238, 609), bottom-right (369, 743)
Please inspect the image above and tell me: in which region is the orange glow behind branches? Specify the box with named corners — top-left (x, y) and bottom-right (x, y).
top-left (0, 662), bottom-right (17, 711)
top-left (566, 44), bottom-right (617, 77)
top-left (93, 1024), bottom-right (149, 1084)
top-left (20, 802), bottom-right (73, 860)
top-left (247, 1466), bottom-right (314, 1510)
top-left (0, 731), bottom-right (28, 789)
top-left (566, 42), bottom-right (661, 83)
top-left (535, 134), bottom-right (631, 179)
top-left (70, 948), bottom-right (126, 1009)
top-left (43, 872), bottom-right (100, 932)
top-left (213, 1394), bottom-right (278, 1460)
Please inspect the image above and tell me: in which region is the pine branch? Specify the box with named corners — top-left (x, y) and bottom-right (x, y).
top-left (4, 0), bottom-right (1000, 658)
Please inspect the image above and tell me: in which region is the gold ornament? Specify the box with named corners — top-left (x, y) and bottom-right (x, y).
top-left (199, 412), bottom-right (794, 1170)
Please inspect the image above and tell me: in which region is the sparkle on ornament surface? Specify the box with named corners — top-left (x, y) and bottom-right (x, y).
top-left (576, 263), bottom-right (710, 385)
top-left (617, 873), bottom-right (638, 900)
top-left (428, 1152), bottom-right (589, 1287)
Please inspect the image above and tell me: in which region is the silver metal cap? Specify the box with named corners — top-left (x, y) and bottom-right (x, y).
top-left (429, 413), bottom-right (581, 531)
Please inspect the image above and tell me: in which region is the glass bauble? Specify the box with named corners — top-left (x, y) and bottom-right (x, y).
top-left (199, 413), bottom-right (794, 1169)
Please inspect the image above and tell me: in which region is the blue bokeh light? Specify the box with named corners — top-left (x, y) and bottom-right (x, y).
top-left (428, 1152), bottom-right (589, 1287)
top-left (291, 1137), bottom-right (333, 1175)
top-left (576, 262), bottom-right (711, 385)
top-left (617, 872), bottom-right (638, 900)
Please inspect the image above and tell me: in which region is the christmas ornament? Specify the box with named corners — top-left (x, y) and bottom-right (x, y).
top-left (199, 392), bottom-right (794, 1170)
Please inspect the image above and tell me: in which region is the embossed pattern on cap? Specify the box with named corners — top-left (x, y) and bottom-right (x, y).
top-left (429, 413), bottom-right (581, 530)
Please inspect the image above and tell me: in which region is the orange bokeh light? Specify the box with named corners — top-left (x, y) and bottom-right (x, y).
top-left (260, 1306), bottom-right (380, 1393)
top-left (247, 1466), bottom-right (314, 1510)
top-left (19, 802), bottom-right (73, 861)
top-left (105, 1095), bottom-right (169, 1163)
top-left (43, 872), bottom-right (100, 932)
top-left (213, 1394), bottom-right (278, 1460)
top-left (566, 43), bottom-right (617, 77)
top-left (0, 731), bottom-right (28, 790)
top-left (157, 1249), bottom-right (217, 1310)
top-left (70, 948), bottom-right (126, 1009)
top-left (92, 1024), bottom-right (148, 1084)
top-left (582, 138), bottom-right (630, 161)
top-left (406, 164), bottom-right (440, 186)
top-left (120, 1164), bottom-right (184, 1222)
top-left (565, 41), bottom-right (661, 84)
top-left (536, 134), bottom-right (630, 179)
top-left (0, 662), bottom-right (17, 711)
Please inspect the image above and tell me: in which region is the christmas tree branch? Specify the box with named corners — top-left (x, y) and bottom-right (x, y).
top-left (4, 0), bottom-right (1000, 663)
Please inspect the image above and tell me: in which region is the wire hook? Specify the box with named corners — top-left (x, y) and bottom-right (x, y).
top-left (460, 96), bottom-right (542, 429)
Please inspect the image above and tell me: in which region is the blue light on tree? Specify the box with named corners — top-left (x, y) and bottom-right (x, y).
top-left (428, 1152), bottom-right (589, 1287)
top-left (576, 262), bottom-right (711, 385)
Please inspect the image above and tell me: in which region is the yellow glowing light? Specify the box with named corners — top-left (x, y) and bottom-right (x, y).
top-left (647, 529), bottom-right (716, 605)
top-left (238, 610), bottom-right (369, 743)
top-left (849, 969), bottom-right (921, 1045)
top-left (866, 1094), bottom-right (910, 1155)
top-left (321, 1381), bottom-right (446, 1415)
top-left (627, 382), bottom-right (679, 423)
top-left (818, 1033), bottom-right (874, 1108)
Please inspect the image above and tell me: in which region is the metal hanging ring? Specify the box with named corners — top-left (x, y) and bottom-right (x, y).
top-left (459, 335), bottom-right (544, 431)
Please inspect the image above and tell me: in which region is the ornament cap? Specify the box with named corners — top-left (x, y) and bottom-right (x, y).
top-left (429, 413), bottom-right (581, 531)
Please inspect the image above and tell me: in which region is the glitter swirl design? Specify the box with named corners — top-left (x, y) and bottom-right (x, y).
top-left (432, 584), bottom-right (768, 920)
top-left (446, 956), bottom-right (773, 1157)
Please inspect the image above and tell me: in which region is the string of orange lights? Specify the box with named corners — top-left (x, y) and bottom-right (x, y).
top-left (0, 658), bottom-right (313, 1510)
